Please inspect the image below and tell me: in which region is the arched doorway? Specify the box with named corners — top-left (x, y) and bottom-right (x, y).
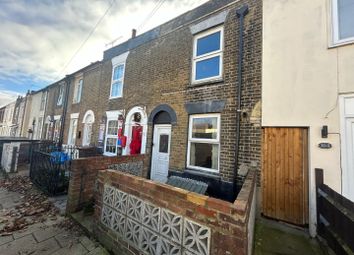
top-left (123, 106), bottom-right (148, 156)
top-left (148, 104), bottom-right (177, 183)
top-left (82, 110), bottom-right (95, 146)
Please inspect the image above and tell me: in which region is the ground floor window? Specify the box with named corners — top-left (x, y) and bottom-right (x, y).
top-left (104, 110), bottom-right (123, 156)
top-left (67, 113), bottom-right (79, 145)
top-left (187, 114), bottom-right (220, 172)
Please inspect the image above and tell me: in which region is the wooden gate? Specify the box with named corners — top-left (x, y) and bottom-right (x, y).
top-left (262, 127), bottom-right (309, 225)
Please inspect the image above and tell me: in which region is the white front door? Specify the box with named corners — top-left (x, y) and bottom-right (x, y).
top-left (341, 95), bottom-right (354, 201)
top-left (151, 125), bottom-right (171, 183)
top-left (82, 123), bottom-right (92, 146)
top-left (343, 117), bottom-right (354, 200)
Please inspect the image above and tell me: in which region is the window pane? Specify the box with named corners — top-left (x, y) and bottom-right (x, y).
top-left (111, 81), bottom-right (122, 97)
top-left (190, 143), bottom-right (218, 170)
top-left (196, 31), bottom-right (221, 56)
top-left (338, 0), bottom-right (354, 39)
top-left (159, 134), bottom-right (169, 153)
top-left (195, 56), bottom-right (220, 80)
top-left (192, 116), bottom-right (218, 139)
top-left (113, 65), bottom-right (124, 80)
top-left (107, 120), bottom-right (118, 135)
top-left (77, 79), bottom-right (82, 102)
top-left (106, 138), bottom-right (117, 153)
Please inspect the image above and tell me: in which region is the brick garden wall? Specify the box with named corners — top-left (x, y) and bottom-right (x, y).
top-left (93, 169), bottom-right (257, 255)
top-left (66, 154), bottom-right (147, 213)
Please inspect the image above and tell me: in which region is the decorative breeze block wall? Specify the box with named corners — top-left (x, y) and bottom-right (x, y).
top-left (101, 184), bottom-right (211, 255)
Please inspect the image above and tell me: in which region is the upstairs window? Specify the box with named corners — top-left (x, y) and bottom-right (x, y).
top-left (192, 27), bottom-right (223, 83)
top-left (110, 64), bottom-right (124, 98)
top-left (332, 0), bottom-right (354, 45)
top-left (187, 114), bottom-right (220, 172)
top-left (57, 85), bottom-right (64, 106)
top-left (73, 78), bottom-right (83, 103)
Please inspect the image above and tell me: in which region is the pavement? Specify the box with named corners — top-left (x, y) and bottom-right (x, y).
top-left (253, 218), bottom-right (330, 255)
top-left (0, 171), bottom-right (109, 255)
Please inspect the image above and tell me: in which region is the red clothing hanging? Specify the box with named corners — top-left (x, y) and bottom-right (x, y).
top-left (130, 125), bottom-right (142, 154)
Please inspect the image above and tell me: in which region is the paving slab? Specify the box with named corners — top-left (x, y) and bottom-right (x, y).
top-left (0, 234), bottom-right (14, 245)
top-left (31, 237), bottom-right (61, 255)
top-left (54, 230), bottom-right (80, 248)
top-left (13, 222), bottom-right (48, 239)
top-left (33, 225), bottom-right (64, 242)
top-left (51, 242), bottom-right (88, 255)
top-left (87, 246), bottom-right (110, 255)
top-left (79, 235), bottom-right (98, 251)
top-left (0, 233), bottom-right (38, 255)
top-left (254, 218), bottom-right (326, 255)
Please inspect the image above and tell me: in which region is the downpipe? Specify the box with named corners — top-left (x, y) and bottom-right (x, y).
top-left (233, 5), bottom-right (249, 197)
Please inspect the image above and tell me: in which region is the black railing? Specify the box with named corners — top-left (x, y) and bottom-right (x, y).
top-left (29, 141), bottom-right (77, 196)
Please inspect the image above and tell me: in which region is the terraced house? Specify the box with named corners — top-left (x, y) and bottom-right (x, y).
top-left (1, 0), bottom-right (262, 203)
top-left (94, 0), bottom-right (262, 201)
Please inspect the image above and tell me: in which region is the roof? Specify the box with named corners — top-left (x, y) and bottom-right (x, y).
top-left (103, 0), bottom-right (236, 60)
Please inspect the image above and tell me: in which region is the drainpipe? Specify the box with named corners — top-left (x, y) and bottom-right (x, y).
top-left (58, 75), bottom-right (71, 149)
top-left (233, 5), bottom-right (249, 195)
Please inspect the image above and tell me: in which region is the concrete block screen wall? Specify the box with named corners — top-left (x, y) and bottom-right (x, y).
top-left (66, 154), bottom-right (147, 214)
top-left (93, 169), bottom-right (257, 255)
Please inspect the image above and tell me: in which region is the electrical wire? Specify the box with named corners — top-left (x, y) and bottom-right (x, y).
top-left (137, 0), bottom-right (166, 31)
top-left (55, 0), bottom-right (115, 80)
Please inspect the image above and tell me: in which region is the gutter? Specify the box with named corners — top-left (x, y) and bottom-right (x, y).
top-left (234, 5), bottom-right (249, 195)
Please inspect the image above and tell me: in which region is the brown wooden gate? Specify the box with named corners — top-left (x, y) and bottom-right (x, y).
top-left (262, 127), bottom-right (309, 225)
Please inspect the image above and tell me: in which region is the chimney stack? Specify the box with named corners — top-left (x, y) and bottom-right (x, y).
top-left (132, 29), bottom-right (137, 39)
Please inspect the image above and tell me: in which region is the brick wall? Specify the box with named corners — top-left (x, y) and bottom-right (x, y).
top-left (66, 154), bottom-right (146, 213)
top-left (93, 169), bottom-right (257, 255)
top-left (96, 0), bottom-right (262, 189)
top-left (63, 62), bottom-right (104, 147)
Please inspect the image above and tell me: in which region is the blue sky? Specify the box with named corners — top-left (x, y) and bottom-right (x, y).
top-left (0, 0), bottom-right (208, 107)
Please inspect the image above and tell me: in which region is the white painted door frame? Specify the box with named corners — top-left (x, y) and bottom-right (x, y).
top-left (340, 94), bottom-right (354, 202)
top-left (150, 124), bottom-right (171, 183)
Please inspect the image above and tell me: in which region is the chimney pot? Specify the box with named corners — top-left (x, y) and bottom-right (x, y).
top-left (132, 29), bottom-right (137, 38)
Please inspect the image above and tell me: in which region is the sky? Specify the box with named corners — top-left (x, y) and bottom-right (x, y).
top-left (0, 0), bottom-right (208, 107)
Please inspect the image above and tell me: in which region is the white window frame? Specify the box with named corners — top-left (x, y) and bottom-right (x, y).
top-left (110, 52), bottom-right (129, 99)
top-left (187, 113), bottom-right (221, 173)
top-left (67, 113), bottom-right (79, 145)
top-left (192, 26), bottom-right (224, 84)
top-left (57, 85), bottom-right (64, 106)
top-left (73, 78), bottom-right (83, 104)
top-left (104, 110), bottom-right (123, 156)
top-left (53, 115), bottom-right (61, 142)
top-left (331, 0), bottom-right (354, 46)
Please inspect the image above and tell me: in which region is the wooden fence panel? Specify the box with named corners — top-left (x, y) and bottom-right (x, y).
top-left (316, 169), bottom-right (354, 255)
top-left (262, 127), bottom-right (309, 225)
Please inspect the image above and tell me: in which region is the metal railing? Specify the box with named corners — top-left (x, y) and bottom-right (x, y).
top-left (29, 141), bottom-right (77, 196)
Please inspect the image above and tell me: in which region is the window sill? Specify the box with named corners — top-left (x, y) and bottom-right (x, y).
top-left (184, 169), bottom-right (220, 180)
top-left (109, 96), bottom-right (123, 100)
top-left (189, 77), bottom-right (224, 88)
top-left (103, 152), bottom-right (117, 157)
top-left (328, 39), bottom-right (354, 49)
